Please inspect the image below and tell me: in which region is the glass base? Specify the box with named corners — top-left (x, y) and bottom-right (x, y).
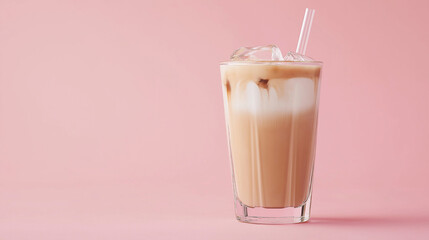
top-left (234, 195), bottom-right (312, 224)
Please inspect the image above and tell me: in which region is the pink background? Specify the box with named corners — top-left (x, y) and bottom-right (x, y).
top-left (1, 0), bottom-right (429, 239)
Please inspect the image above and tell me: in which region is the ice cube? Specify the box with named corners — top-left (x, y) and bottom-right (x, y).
top-left (230, 45), bottom-right (284, 61)
top-left (284, 51), bottom-right (314, 61)
top-left (245, 82), bottom-right (262, 114)
top-left (231, 78), bottom-right (314, 114)
top-left (282, 77), bottom-right (315, 112)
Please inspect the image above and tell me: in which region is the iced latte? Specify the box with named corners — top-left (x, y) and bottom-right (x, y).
top-left (221, 45), bottom-right (322, 224)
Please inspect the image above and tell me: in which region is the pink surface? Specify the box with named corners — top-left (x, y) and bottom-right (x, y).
top-left (1, 0), bottom-right (429, 239)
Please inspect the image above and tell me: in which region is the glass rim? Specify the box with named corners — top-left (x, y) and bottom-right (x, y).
top-left (220, 60), bottom-right (323, 66)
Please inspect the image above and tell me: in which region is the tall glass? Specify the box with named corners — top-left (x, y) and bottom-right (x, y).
top-left (220, 61), bottom-right (322, 224)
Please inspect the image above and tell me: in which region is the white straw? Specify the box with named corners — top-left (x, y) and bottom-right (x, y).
top-left (295, 8), bottom-right (315, 55)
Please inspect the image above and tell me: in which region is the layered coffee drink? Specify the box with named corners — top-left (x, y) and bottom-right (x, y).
top-left (220, 45), bottom-right (322, 223)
